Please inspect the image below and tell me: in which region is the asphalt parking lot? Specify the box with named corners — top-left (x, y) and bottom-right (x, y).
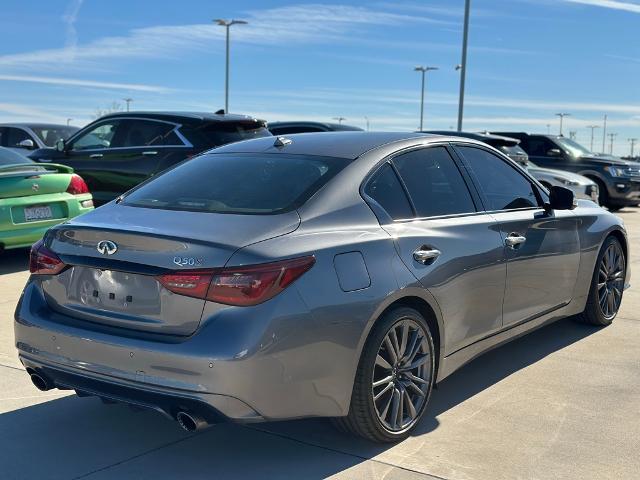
top-left (1, 210), bottom-right (639, 480)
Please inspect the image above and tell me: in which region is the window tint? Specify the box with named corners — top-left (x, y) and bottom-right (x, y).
top-left (392, 147), bottom-right (476, 217)
top-left (119, 120), bottom-right (182, 147)
top-left (458, 146), bottom-right (540, 211)
top-left (181, 123), bottom-right (271, 149)
top-left (71, 122), bottom-right (120, 151)
top-left (364, 163), bottom-right (413, 220)
top-left (527, 137), bottom-right (557, 157)
top-left (270, 126), bottom-right (324, 135)
top-left (123, 153), bottom-right (348, 214)
top-left (6, 128), bottom-right (32, 147)
top-left (31, 126), bottom-right (77, 147)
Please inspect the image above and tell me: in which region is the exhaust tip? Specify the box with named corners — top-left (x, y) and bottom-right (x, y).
top-left (176, 411), bottom-right (208, 432)
top-left (30, 373), bottom-right (50, 391)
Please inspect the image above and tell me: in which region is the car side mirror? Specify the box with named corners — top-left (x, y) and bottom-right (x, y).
top-left (16, 139), bottom-right (35, 149)
top-left (547, 148), bottom-right (562, 157)
top-left (55, 138), bottom-right (66, 152)
top-left (548, 185), bottom-right (576, 210)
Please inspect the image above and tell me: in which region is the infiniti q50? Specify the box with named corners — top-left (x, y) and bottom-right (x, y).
top-left (15, 132), bottom-right (629, 442)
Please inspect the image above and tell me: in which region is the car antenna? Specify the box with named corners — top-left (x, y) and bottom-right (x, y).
top-left (274, 136), bottom-right (292, 147)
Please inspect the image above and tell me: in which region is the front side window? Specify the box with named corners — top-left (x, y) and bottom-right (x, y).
top-left (392, 147), bottom-right (476, 218)
top-left (6, 127), bottom-right (32, 147)
top-left (123, 153), bottom-right (348, 214)
top-left (364, 163), bottom-right (413, 220)
top-left (457, 146), bottom-right (541, 211)
top-left (71, 122), bottom-right (120, 151)
top-left (31, 126), bottom-right (78, 147)
top-left (527, 137), bottom-right (558, 157)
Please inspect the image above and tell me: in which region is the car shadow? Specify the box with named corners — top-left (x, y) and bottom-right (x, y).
top-left (0, 318), bottom-right (599, 478)
top-left (0, 248), bottom-right (29, 275)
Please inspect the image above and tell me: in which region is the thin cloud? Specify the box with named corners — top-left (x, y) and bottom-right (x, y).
top-left (564, 0), bottom-right (640, 13)
top-left (0, 3), bottom-right (456, 71)
top-left (62, 0), bottom-right (84, 51)
top-left (0, 74), bottom-right (170, 93)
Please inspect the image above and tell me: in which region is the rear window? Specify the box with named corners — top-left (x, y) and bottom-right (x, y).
top-left (122, 153), bottom-right (348, 214)
top-left (181, 122), bottom-right (271, 148)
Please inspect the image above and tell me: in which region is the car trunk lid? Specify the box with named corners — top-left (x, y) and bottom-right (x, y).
top-left (0, 163), bottom-right (73, 199)
top-left (41, 203), bottom-right (300, 335)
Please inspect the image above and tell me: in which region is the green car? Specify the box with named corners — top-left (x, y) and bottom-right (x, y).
top-left (0, 147), bottom-right (93, 251)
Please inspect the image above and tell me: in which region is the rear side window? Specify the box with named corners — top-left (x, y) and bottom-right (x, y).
top-left (118, 120), bottom-right (183, 147)
top-left (364, 163), bottom-right (413, 220)
top-left (122, 153), bottom-right (348, 214)
top-left (181, 122), bottom-right (271, 149)
top-left (457, 146), bottom-right (540, 211)
top-left (392, 147), bottom-right (476, 218)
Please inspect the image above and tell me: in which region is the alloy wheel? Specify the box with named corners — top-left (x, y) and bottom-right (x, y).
top-left (371, 318), bottom-right (432, 432)
top-left (597, 242), bottom-right (625, 319)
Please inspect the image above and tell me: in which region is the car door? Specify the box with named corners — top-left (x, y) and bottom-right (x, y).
top-left (455, 145), bottom-right (580, 327)
top-left (364, 145), bottom-right (506, 355)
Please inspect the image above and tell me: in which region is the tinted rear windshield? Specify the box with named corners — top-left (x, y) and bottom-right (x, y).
top-left (181, 122), bottom-right (271, 148)
top-left (122, 153), bottom-right (349, 214)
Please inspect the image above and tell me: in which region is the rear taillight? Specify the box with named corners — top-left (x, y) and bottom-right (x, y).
top-left (29, 239), bottom-right (67, 275)
top-left (66, 174), bottom-right (89, 195)
top-left (156, 256), bottom-right (315, 306)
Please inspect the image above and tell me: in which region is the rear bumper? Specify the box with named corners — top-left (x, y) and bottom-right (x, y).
top-left (0, 193), bottom-right (93, 249)
top-left (14, 278), bottom-right (357, 422)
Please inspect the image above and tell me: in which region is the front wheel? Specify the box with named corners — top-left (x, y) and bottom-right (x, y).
top-left (576, 236), bottom-right (626, 326)
top-left (333, 307), bottom-right (435, 442)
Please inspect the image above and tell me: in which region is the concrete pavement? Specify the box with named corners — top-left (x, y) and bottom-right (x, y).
top-left (1, 210), bottom-right (639, 480)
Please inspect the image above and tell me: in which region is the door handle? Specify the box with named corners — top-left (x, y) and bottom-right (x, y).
top-left (142, 151), bottom-right (158, 156)
top-left (89, 153), bottom-right (103, 159)
top-left (505, 233), bottom-right (527, 248)
top-left (413, 247), bottom-right (442, 264)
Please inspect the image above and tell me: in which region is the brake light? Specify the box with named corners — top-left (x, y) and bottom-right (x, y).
top-left (29, 239), bottom-right (67, 275)
top-left (66, 174), bottom-right (89, 195)
top-left (156, 256), bottom-right (315, 306)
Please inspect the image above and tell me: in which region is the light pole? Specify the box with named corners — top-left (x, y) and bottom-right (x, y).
top-left (66, 118), bottom-right (73, 126)
top-left (555, 113), bottom-right (570, 136)
top-left (602, 114), bottom-right (607, 154)
top-left (608, 133), bottom-right (617, 155)
top-left (457, 0), bottom-right (471, 132)
top-left (214, 19), bottom-right (248, 113)
top-left (569, 131), bottom-right (576, 140)
top-left (414, 65), bottom-right (438, 131)
top-left (364, 116), bottom-right (370, 131)
top-left (586, 125), bottom-right (599, 152)
top-left (333, 117), bottom-right (346, 124)
top-left (546, 124), bottom-right (551, 134)
top-left (123, 98), bottom-right (133, 112)
top-left (629, 138), bottom-right (638, 158)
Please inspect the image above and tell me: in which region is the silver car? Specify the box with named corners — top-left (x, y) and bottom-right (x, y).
top-left (0, 123), bottom-right (79, 152)
top-left (527, 162), bottom-right (599, 204)
top-left (15, 133), bottom-right (629, 442)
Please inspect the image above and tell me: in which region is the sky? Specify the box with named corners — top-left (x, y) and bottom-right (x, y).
top-left (0, 0), bottom-right (639, 156)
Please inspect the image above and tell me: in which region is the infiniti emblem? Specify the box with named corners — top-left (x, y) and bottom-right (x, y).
top-left (97, 240), bottom-right (118, 255)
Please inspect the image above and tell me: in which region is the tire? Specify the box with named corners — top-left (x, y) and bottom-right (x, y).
top-left (608, 205), bottom-right (623, 212)
top-left (576, 235), bottom-right (626, 326)
top-left (333, 307), bottom-right (435, 442)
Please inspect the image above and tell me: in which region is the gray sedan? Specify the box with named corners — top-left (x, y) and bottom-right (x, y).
top-left (15, 133), bottom-right (629, 442)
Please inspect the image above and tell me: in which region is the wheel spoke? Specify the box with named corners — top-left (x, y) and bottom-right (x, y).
top-left (403, 379), bottom-right (426, 397)
top-left (379, 389), bottom-right (394, 420)
top-left (404, 389), bottom-right (417, 419)
top-left (408, 353), bottom-right (429, 370)
top-left (376, 354), bottom-right (393, 370)
top-left (383, 335), bottom-right (398, 365)
top-left (397, 388), bottom-right (405, 427)
top-left (373, 375), bottom-right (394, 388)
top-left (404, 371), bottom-right (428, 384)
top-left (389, 327), bottom-right (401, 363)
top-left (398, 323), bottom-right (409, 358)
top-left (374, 382), bottom-right (394, 401)
top-left (390, 388), bottom-right (400, 429)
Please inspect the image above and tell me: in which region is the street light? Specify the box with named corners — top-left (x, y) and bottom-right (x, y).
top-left (457, 0), bottom-right (471, 132)
top-left (628, 138), bottom-right (638, 158)
top-left (414, 65), bottom-right (438, 131)
top-left (333, 117), bottom-right (346, 124)
top-left (555, 113), bottom-right (570, 136)
top-left (214, 18), bottom-right (248, 113)
top-left (586, 125), bottom-right (599, 152)
top-left (123, 98), bottom-right (133, 112)
top-left (608, 133), bottom-right (617, 155)
top-left (66, 118), bottom-right (73, 126)
top-left (364, 116), bottom-right (370, 131)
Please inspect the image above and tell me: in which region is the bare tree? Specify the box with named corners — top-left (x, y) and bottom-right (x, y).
top-left (93, 101), bottom-right (123, 120)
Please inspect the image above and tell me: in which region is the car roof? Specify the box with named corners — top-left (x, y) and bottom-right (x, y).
top-left (422, 130), bottom-right (520, 146)
top-left (0, 123), bottom-right (77, 129)
top-left (268, 121), bottom-right (363, 131)
top-left (210, 131), bottom-right (478, 159)
top-left (95, 111), bottom-right (264, 124)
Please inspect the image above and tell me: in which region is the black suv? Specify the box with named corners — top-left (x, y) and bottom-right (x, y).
top-left (268, 121), bottom-right (363, 135)
top-left (492, 132), bottom-right (640, 210)
top-left (422, 131), bottom-right (529, 166)
top-left (29, 112), bottom-right (270, 205)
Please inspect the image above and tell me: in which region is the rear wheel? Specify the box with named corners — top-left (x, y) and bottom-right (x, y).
top-left (333, 307), bottom-right (435, 442)
top-left (576, 236), bottom-right (626, 326)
